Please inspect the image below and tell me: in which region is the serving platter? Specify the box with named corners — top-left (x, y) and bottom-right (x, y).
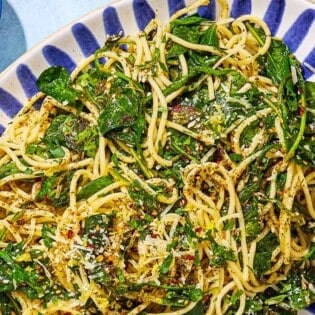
top-left (0, 0), bottom-right (314, 313)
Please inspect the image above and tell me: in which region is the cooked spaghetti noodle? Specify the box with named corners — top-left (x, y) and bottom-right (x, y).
top-left (0, 0), bottom-right (314, 314)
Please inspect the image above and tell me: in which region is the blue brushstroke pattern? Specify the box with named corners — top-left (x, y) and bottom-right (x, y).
top-left (72, 23), bottom-right (100, 57)
top-left (0, 88), bottom-right (22, 117)
top-left (42, 45), bottom-right (76, 73)
top-left (16, 64), bottom-right (38, 98)
top-left (103, 7), bottom-right (124, 36)
top-left (167, 0), bottom-right (185, 16)
top-left (264, 0), bottom-right (285, 36)
top-left (302, 48), bottom-right (315, 80)
top-left (308, 304), bottom-right (315, 313)
top-left (283, 9), bottom-right (315, 53)
top-left (0, 124), bottom-right (5, 136)
top-left (231, 0), bottom-right (251, 18)
top-left (133, 0), bottom-right (155, 31)
top-left (198, 0), bottom-right (216, 21)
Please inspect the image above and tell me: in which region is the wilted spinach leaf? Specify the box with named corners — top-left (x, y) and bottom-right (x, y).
top-left (163, 286), bottom-right (203, 306)
top-left (98, 90), bottom-right (140, 135)
top-left (77, 176), bottom-right (114, 201)
top-left (0, 293), bottom-right (21, 315)
top-left (36, 172), bottom-right (73, 207)
top-left (26, 143), bottom-right (65, 158)
top-left (200, 24), bottom-right (219, 47)
top-left (83, 213), bottom-right (114, 235)
top-left (82, 213), bottom-right (115, 251)
top-left (0, 243), bottom-right (40, 295)
top-left (170, 15), bottom-right (204, 27)
top-left (264, 39), bottom-right (291, 85)
top-left (36, 66), bottom-right (79, 104)
top-left (210, 241), bottom-right (236, 267)
top-left (44, 114), bottom-right (98, 157)
top-left (0, 162), bottom-right (20, 179)
top-left (36, 176), bottom-right (57, 202)
top-left (186, 301), bottom-right (206, 315)
top-left (243, 198), bottom-right (261, 241)
top-left (305, 81), bottom-right (315, 108)
top-left (128, 180), bottom-right (156, 211)
top-left (253, 232), bottom-right (278, 277)
top-left (41, 223), bottom-right (56, 248)
top-left (159, 254), bottom-right (174, 275)
top-left (168, 16), bottom-right (202, 57)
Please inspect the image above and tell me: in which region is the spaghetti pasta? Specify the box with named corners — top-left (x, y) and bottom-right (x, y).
top-left (0, 0), bottom-right (314, 314)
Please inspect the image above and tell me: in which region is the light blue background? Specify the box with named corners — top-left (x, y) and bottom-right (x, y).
top-left (0, 0), bottom-right (110, 71)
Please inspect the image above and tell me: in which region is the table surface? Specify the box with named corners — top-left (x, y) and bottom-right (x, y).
top-left (0, 0), bottom-right (111, 71)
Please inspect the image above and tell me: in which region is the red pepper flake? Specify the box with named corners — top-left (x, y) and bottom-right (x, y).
top-left (17, 219), bottom-right (26, 225)
top-left (195, 227), bottom-right (203, 233)
top-left (171, 104), bottom-right (195, 113)
top-left (67, 229), bottom-right (74, 239)
top-left (183, 254), bottom-right (195, 260)
top-left (170, 277), bottom-right (179, 284)
top-left (203, 295), bottom-right (210, 302)
top-left (172, 104), bottom-right (184, 112)
top-left (44, 195), bottom-right (51, 202)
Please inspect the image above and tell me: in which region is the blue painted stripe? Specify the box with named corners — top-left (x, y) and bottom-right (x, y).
top-left (0, 124), bottom-right (5, 136)
top-left (167, 0), bottom-right (185, 16)
top-left (283, 9), bottom-right (315, 53)
top-left (0, 88), bottom-right (22, 118)
top-left (198, 0), bottom-right (216, 21)
top-left (133, 0), bottom-right (155, 31)
top-left (42, 45), bottom-right (77, 73)
top-left (231, 0), bottom-right (252, 18)
top-left (302, 47), bottom-right (315, 80)
top-left (103, 7), bottom-right (124, 36)
top-left (263, 0), bottom-right (286, 36)
top-left (307, 303), bottom-right (315, 313)
top-left (72, 23), bottom-right (100, 57)
top-left (16, 64), bottom-right (38, 98)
